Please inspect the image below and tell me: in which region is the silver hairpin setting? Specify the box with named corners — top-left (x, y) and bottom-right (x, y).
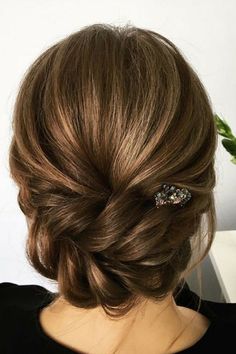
top-left (154, 184), bottom-right (192, 208)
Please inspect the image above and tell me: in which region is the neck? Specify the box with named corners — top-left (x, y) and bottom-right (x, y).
top-left (40, 292), bottom-right (202, 354)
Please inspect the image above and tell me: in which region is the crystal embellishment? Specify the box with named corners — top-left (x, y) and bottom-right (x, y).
top-left (154, 184), bottom-right (192, 208)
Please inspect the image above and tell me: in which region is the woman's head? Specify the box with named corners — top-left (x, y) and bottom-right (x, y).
top-left (9, 23), bottom-right (218, 319)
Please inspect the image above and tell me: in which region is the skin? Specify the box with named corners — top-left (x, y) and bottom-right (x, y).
top-left (38, 291), bottom-right (211, 354)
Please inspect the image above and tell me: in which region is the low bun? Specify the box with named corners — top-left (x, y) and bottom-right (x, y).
top-left (24, 182), bottom-right (210, 318)
top-left (9, 23), bottom-right (217, 318)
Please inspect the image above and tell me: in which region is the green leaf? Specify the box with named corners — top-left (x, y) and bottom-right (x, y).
top-left (214, 114), bottom-right (236, 165)
top-left (214, 114), bottom-right (235, 139)
top-left (222, 138), bottom-right (236, 156)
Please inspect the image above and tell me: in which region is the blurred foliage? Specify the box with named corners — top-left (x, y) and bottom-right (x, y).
top-left (214, 114), bottom-right (236, 165)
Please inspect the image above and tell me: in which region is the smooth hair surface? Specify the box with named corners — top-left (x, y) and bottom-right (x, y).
top-left (9, 23), bottom-right (218, 319)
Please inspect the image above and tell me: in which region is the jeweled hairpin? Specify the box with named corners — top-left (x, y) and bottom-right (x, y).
top-left (154, 184), bottom-right (192, 209)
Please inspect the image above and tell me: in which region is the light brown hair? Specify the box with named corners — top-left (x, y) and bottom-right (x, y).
top-left (8, 23), bottom-right (218, 319)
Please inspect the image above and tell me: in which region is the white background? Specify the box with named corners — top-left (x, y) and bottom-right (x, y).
top-left (0, 0), bottom-right (235, 293)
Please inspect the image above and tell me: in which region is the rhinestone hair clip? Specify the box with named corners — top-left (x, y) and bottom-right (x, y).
top-left (154, 184), bottom-right (192, 209)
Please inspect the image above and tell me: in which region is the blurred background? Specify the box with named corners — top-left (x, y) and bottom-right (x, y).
top-left (0, 0), bottom-right (235, 300)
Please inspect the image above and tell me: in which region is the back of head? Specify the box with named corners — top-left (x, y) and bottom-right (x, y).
top-left (9, 23), bottom-right (218, 319)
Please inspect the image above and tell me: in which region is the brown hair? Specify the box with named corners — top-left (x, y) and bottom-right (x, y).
top-left (8, 23), bottom-right (218, 319)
